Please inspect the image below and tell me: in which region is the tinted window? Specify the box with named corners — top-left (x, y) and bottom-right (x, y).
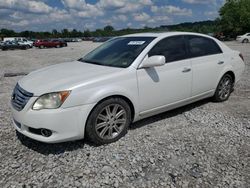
top-left (187, 36), bottom-right (222, 58)
top-left (80, 37), bottom-right (155, 68)
top-left (148, 36), bottom-right (187, 63)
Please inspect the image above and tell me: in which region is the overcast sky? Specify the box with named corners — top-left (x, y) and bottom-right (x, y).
top-left (0, 0), bottom-right (225, 32)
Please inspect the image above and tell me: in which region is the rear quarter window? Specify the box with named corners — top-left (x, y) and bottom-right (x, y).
top-left (187, 35), bottom-right (222, 58)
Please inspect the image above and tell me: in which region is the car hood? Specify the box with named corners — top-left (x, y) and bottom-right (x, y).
top-left (19, 61), bottom-right (123, 95)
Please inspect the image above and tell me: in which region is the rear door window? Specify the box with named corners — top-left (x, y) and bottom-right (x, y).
top-left (186, 35), bottom-right (222, 58)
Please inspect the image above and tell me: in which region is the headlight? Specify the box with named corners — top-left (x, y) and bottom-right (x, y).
top-left (32, 91), bottom-right (71, 110)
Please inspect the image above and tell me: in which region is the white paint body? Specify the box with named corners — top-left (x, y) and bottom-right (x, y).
top-left (17, 41), bottom-right (33, 47)
top-left (3, 37), bottom-right (33, 47)
top-left (11, 32), bottom-right (245, 143)
top-left (236, 33), bottom-right (250, 43)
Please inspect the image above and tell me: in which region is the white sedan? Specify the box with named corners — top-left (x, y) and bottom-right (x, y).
top-left (11, 32), bottom-right (245, 145)
top-left (236, 33), bottom-right (250, 43)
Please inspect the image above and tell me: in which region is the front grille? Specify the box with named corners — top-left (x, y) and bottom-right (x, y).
top-left (11, 83), bottom-right (33, 111)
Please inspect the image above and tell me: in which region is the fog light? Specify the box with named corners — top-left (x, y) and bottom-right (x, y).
top-left (41, 129), bottom-right (52, 137)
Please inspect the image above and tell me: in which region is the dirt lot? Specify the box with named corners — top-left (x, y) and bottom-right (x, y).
top-left (0, 41), bottom-right (249, 188)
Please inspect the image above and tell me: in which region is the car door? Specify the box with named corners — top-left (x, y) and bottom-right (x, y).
top-left (10, 42), bottom-right (16, 49)
top-left (185, 35), bottom-right (225, 96)
top-left (137, 35), bottom-right (192, 114)
top-left (43, 40), bottom-right (49, 47)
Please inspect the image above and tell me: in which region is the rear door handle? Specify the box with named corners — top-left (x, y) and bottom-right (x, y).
top-left (218, 61), bottom-right (224, 65)
top-left (182, 68), bottom-right (191, 73)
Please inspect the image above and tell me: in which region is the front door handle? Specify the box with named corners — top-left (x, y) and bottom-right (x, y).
top-left (182, 67), bottom-right (191, 73)
top-left (218, 61), bottom-right (224, 65)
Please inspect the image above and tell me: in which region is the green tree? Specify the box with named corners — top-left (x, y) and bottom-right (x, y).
top-left (219, 0), bottom-right (250, 37)
top-left (0, 28), bottom-right (16, 37)
top-left (104, 25), bottom-right (114, 32)
top-left (61, 28), bottom-right (69, 38)
top-left (103, 25), bottom-right (115, 36)
top-left (52, 29), bottom-right (59, 37)
top-left (83, 29), bottom-right (92, 37)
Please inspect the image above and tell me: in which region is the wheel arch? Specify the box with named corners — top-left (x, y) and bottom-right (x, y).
top-left (217, 68), bottom-right (235, 85)
top-left (214, 69), bottom-right (235, 94)
top-left (213, 70), bottom-right (235, 102)
top-left (225, 71), bottom-right (235, 84)
top-left (86, 94), bottom-right (135, 126)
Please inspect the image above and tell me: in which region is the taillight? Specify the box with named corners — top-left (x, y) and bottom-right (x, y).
top-left (239, 53), bottom-right (244, 61)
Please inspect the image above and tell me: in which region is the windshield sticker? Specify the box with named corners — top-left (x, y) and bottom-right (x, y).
top-left (128, 41), bottom-right (145, 45)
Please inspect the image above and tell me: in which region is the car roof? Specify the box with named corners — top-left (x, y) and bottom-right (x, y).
top-left (123, 32), bottom-right (212, 38)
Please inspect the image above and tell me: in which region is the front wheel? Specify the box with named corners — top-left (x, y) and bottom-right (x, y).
top-left (213, 74), bottom-right (233, 102)
top-left (85, 98), bottom-right (131, 145)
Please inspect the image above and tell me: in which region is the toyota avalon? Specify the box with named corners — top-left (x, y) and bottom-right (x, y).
top-left (11, 32), bottom-right (245, 145)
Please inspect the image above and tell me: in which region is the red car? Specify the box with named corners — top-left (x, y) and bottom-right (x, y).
top-left (34, 39), bottom-right (67, 48)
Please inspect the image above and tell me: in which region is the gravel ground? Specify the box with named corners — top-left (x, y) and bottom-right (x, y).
top-left (0, 41), bottom-right (249, 188)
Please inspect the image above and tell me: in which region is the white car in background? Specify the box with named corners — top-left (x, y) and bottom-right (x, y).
top-left (3, 37), bottom-right (33, 47)
top-left (236, 33), bottom-right (250, 43)
top-left (16, 39), bottom-right (33, 48)
top-left (11, 32), bottom-right (245, 145)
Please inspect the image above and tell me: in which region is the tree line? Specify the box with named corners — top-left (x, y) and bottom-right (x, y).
top-left (0, 21), bottom-right (220, 39)
top-left (0, 0), bottom-right (249, 39)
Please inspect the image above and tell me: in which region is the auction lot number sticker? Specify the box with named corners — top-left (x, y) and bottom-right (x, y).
top-left (128, 41), bottom-right (145, 45)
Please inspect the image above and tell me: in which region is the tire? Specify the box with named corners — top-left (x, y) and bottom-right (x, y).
top-left (242, 39), bottom-right (249, 43)
top-left (39, 45), bottom-right (44, 49)
top-left (213, 74), bottom-right (233, 102)
top-left (85, 97), bottom-right (131, 145)
top-left (56, 44), bottom-right (60, 48)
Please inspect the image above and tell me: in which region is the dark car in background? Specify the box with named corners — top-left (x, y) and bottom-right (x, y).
top-left (64, 38), bottom-right (82, 42)
top-left (0, 41), bottom-right (4, 49)
top-left (92, 37), bottom-right (113, 42)
top-left (34, 39), bottom-right (67, 48)
top-left (1, 41), bottom-right (29, 51)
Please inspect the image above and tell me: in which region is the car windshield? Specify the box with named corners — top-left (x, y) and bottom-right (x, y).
top-left (79, 37), bottom-right (155, 68)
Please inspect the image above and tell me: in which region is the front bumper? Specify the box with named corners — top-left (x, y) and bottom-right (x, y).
top-left (11, 97), bottom-right (96, 143)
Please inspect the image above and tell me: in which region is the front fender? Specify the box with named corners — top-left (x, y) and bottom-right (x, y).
top-left (62, 71), bottom-right (139, 116)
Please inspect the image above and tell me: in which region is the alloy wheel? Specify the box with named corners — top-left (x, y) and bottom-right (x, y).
top-left (95, 104), bottom-right (127, 140)
top-left (243, 39), bottom-right (249, 43)
top-left (218, 76), bottom-right (232, 100)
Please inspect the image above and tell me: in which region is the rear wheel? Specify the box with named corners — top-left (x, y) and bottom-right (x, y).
top-left (56, 44), bottom-right (60, 48)
top-left (243, 39), bottom-right (249, 43)
top-left (85, 98), bottom-right (131, 145)
top-left (213, 74), bottom-right (233, 102)
top-left (39, 45), bottom-right (44, 49)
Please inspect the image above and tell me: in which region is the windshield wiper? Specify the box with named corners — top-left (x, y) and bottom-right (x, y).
top-left (78, 58), bottom-right (102, 65)
top-left (78, 58), bottom-right (125, 68)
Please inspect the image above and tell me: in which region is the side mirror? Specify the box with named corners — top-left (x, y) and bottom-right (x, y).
top-left (140, 55), bottom-right (165, 68)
